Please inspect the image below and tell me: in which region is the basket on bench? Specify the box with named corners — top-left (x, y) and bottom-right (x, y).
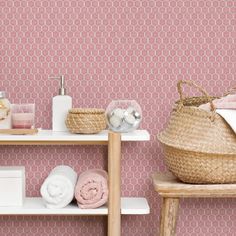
top-left (158, 80), bottom-right (236, 184)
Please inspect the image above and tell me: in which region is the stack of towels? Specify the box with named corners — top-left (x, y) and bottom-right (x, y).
top-left (40, 165), bottom-right (108, 209)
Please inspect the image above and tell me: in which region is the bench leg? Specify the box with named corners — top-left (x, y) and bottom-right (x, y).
top-left (159, 198), bottom-right (179, 236)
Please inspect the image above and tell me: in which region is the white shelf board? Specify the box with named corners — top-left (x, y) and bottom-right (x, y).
top-left (0, 197), bottom-right (150, 215)
top-left (121, 197), bottom-right (150, 215)
top-left (0, 130), bottom-right (150, 142)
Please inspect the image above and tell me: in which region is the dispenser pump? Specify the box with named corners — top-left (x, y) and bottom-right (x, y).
top-left (49, 75), bottom-right (72, 131)
top-left (50, 75), bottom-right (66, 95)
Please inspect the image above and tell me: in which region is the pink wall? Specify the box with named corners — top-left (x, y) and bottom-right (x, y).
top-left (0, 0), bottom-right (236, 235)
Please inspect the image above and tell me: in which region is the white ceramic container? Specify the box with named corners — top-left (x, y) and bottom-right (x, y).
top-left (0, 166), bottom-right (25, 206)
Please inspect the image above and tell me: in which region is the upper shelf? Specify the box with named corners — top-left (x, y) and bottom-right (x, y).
top-left (0, 130), bottom-right (150, 145)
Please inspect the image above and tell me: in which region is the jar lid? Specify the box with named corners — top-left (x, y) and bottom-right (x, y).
top-left (69, 108), bottom-right (105, 114)
top-left (0, 91), bottom-right (6, 99)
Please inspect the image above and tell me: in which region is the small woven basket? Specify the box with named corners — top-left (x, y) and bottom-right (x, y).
top-left (66, 108), bottom-right (106, 134)
top-left (158, 80), bottom-right (236, 184)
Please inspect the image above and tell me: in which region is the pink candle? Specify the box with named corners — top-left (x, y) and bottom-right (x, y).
top-left (12, 113), bottom-right (34, 129)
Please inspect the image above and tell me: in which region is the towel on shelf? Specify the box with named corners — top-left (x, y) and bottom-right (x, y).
top-left (40, 165), bottom-right (78, 209)
top-left (75, 169), bottom-right (108, 209)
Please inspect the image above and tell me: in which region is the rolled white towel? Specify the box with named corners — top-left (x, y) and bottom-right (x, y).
top-left (40, 165), bottom-right (78, 209)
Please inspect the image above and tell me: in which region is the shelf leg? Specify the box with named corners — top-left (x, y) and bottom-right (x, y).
top-left (159, 197), bottom-right (179, 236)
top-left (108, 132), bottom-right (121, 236)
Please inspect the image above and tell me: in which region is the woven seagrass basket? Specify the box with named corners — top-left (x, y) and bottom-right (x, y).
top-left (66, 108), bottom-right (106, 134)
top-left (158, 80), bottom-right (236, 184)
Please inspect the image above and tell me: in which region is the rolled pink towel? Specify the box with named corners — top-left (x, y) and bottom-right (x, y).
top-left (75, 169), bottom-right (108, 209)
top-left (199, 94), bottom-right (236, 111)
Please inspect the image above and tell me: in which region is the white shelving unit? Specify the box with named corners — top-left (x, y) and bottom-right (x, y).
top-left (0, 197), bottom-right (149, 216)
top-left (0, 129), bottom-right (150, 143)
top-left (0, 129), bottom-right (150, 236)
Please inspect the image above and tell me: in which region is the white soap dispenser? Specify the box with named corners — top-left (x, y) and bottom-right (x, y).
top-left (50, 75), bottom-right (72, 132)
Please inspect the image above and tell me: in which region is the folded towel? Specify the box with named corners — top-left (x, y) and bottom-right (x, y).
top-left (199, 94), bottom-right (236, 111)
top-left (75, 169), bottom-right (108, 209)
top-left (216, 109), bottom-right (236, 133)
top-left (40, 165), bottom-right (78, 209)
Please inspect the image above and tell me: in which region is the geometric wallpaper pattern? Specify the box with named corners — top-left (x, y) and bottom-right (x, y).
top-left (0, 0), bottom-right (236, 235)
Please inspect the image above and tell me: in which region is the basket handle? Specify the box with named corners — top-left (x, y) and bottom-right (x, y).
top-left (177, 80), bottom-right (215, 112)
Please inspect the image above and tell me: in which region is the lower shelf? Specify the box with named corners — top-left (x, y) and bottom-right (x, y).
top-left (0, 197), bottom-right (150, 216)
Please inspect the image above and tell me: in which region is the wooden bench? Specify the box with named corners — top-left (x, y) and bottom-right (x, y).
top-left (152, 172), bottom-right (236, 236)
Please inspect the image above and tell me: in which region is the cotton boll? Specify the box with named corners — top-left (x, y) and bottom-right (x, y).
top-left (124, 114), bottom-right (136, 125)
top-left (126, 106), bottom-right (135, 114)
top-left (121, 121), bottom-right (131, 131)
top-left (113, 108), bottom-right (125, 119)
top-left (134, 111), bottom-right (141, 120)
top-left (109, 115), bottom-right (122, 128)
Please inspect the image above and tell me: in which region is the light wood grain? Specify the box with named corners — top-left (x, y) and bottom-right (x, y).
top-left (152, 172), bottom-right (236, 198)
top-left (160, 198), bottom-right (179, 236)
top-left (108, 132), bottom-right (121, 236)
top-left (0, 129), bottom-right (38, 135)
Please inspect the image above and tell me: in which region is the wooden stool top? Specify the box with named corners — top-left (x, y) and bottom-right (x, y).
top-left (152, 172), bottom-right (236, 198)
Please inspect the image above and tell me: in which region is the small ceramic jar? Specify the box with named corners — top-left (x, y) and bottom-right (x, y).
top-left (106, 100), bottom-right (142, 132)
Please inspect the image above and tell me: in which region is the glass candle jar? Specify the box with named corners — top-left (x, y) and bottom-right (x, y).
top-left (0, 91), bottom-right (11, 129)
top-left (106, 100), bottom-right (142, 132)
top-left (11, 104), bottom-right (35, 129)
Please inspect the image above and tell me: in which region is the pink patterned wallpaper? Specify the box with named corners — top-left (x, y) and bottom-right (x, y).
top-left (0, 0), bottom-right (236, 235)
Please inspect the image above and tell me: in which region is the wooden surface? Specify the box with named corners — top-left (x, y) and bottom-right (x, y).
top-left (108, 132), bottom-right (121, 236)
top-left (152, 172), bottom-right (236, 236)
top-left (160, 198), bottom-right (179, 236)
top-left (0, 129), bottom-right (38, 135)
top-left (152, 172), bottom-right (236, 198)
